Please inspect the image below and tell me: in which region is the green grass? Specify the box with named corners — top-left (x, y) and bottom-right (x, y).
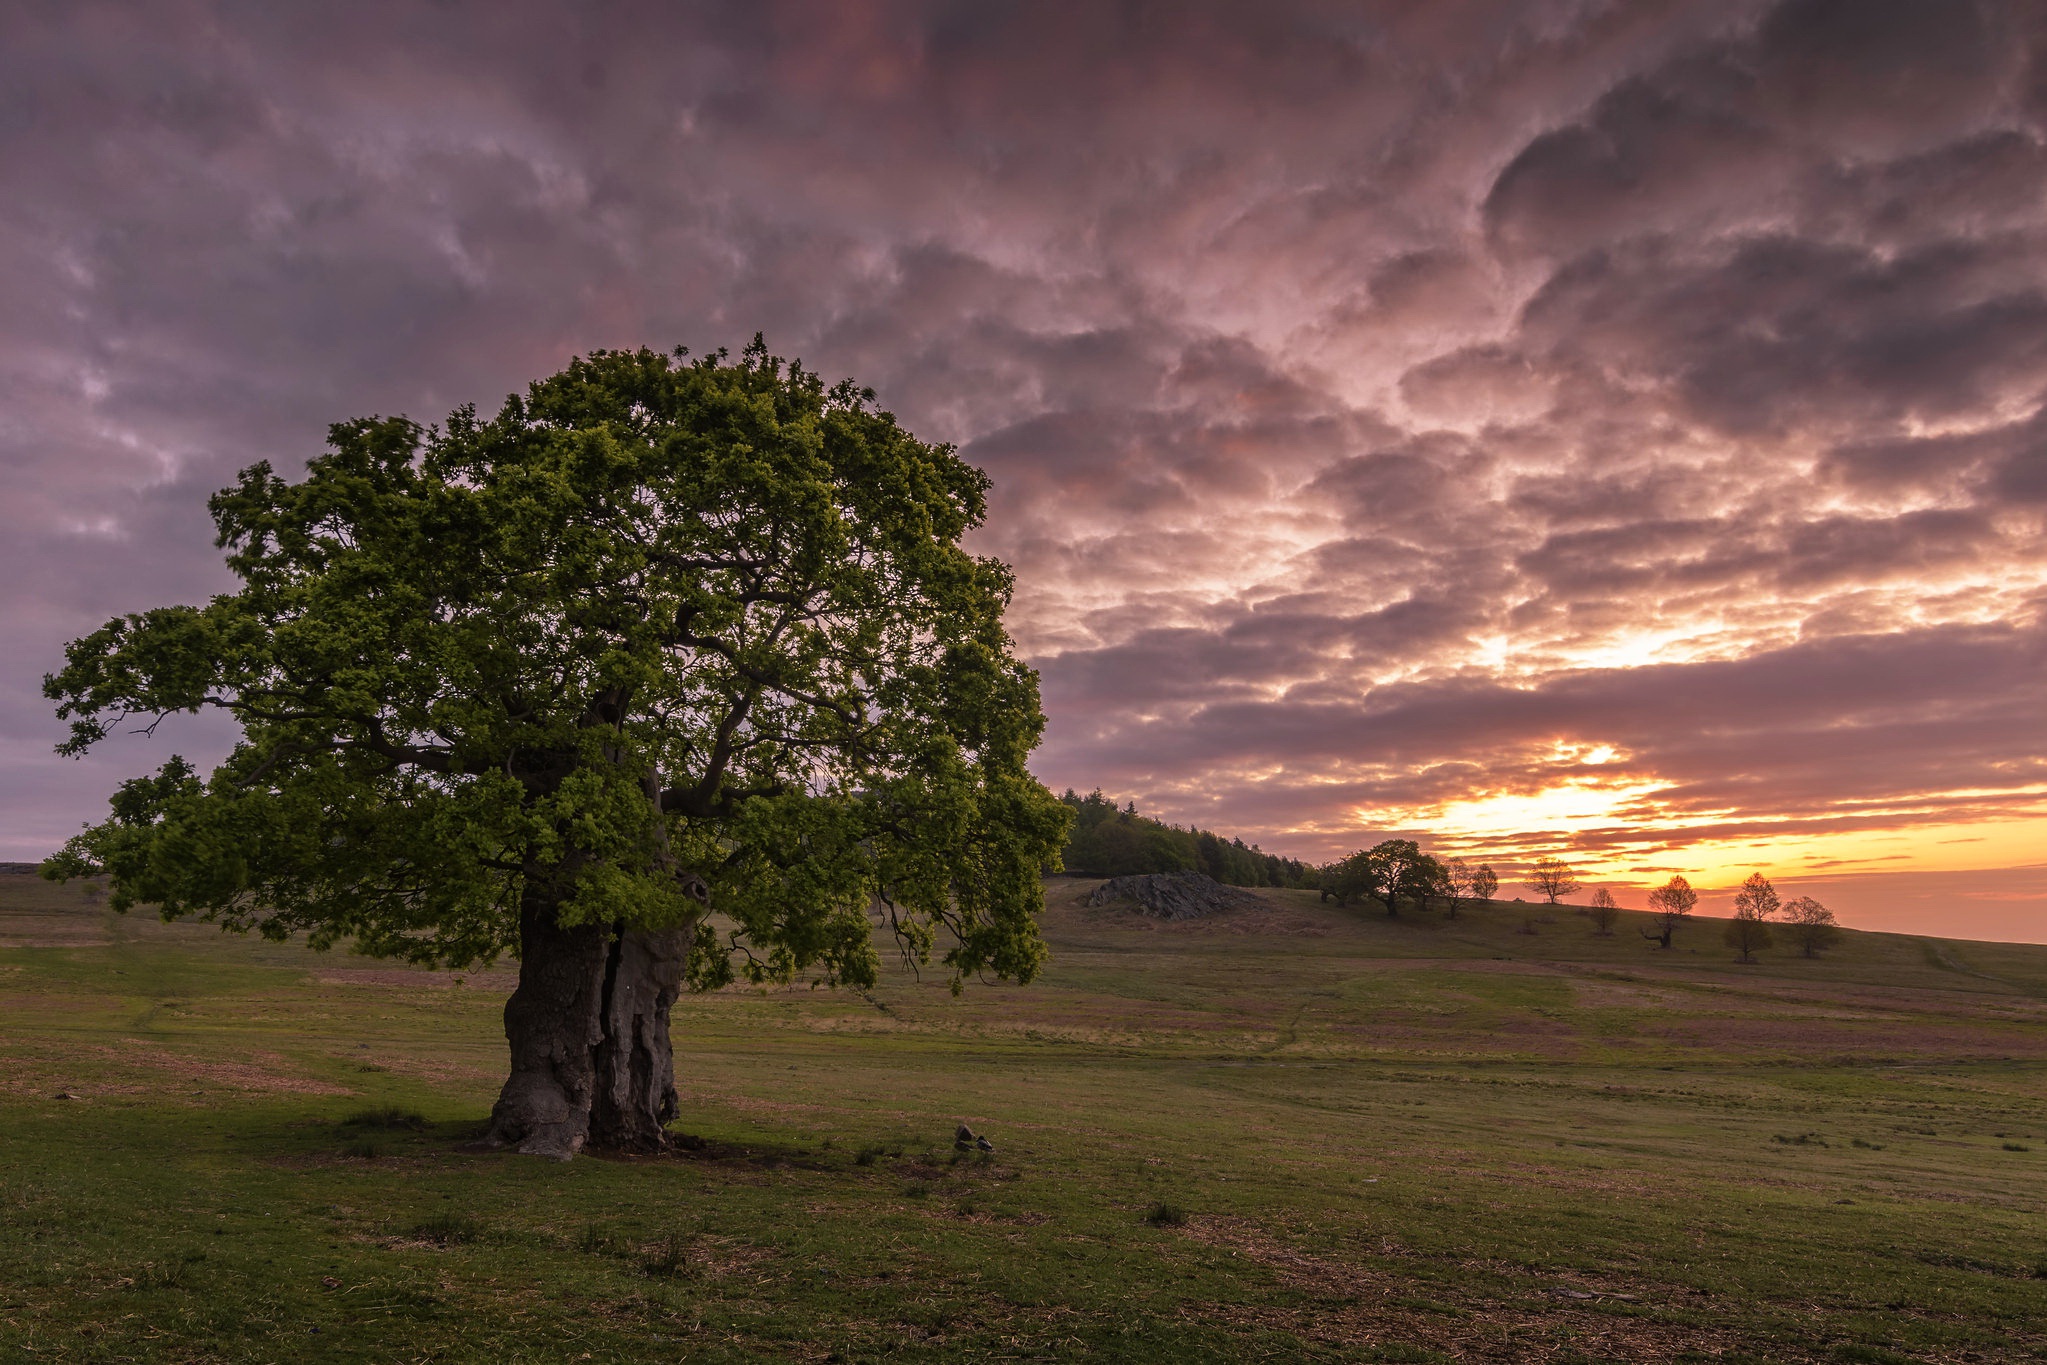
top-left (3, 871), bottom-right (2045, 1361)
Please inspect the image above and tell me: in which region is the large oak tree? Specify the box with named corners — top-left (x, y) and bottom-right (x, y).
top-left (44, 343), bottom-right (1071, 1159)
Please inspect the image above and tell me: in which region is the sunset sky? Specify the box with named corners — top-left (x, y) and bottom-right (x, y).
top-left (4, 1), bottom-right (2044, 940)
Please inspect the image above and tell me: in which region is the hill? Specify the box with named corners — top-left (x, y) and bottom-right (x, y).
top-left (1056, 788), bottom-right (1316, 886)
top-left (2, 868), bottom-right (2045, 1362)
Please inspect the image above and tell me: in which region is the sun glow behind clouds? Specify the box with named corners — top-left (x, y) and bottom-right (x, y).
top-left (1424, 775), bottom-right (1671, 847)
top-left (1358, 771), bottom-right (2047, 914)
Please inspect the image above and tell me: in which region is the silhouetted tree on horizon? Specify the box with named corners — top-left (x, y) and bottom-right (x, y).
top-left (1643, 875), bottom-right (1697, 949)
top-left (1724, 873), bottom-right (1780, 963)
top-left (1782, 896), bottom-right (1840, 957)
top-left (1467, 863), bottom-right (1498, 904)
top-left (1588, 887), bottom-right (1620, 936)
top-left (1442, 857), bottom-right (1483, 919)
top-left (1527, 855), bottom-right (1581, 906)
top-left (1365, 839), bottom-right (1429, 916)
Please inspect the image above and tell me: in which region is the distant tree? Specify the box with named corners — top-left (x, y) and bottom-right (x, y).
top-left (1587, 887), bottom-right (1620, 936)
top-left (1441, 857), bottom-right (1476, 919)
top-left (1364, 839), bottom-right (1428, 916)
top-left (1642, 875), bottom-right (1697, 949)
top-left (40, 344), bottom-right (1070, 1159)
top-left (1782, 896), bottom-right (1841, 958)
top-left (1408, 853), bottom-right (1452, 913)
top-left (1468, 864), bottom-right (1498, 903)
top-left (1319, 849), bottom-right (1375, 908)
top-left (1732, 872), bottom-right (1781, 923)
top-left (1723, 898), bottom-right (1775, 963)
top-left (1526, 856), bottom-right (1581, 906)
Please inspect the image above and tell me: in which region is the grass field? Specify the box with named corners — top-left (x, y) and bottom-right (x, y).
top-left (2, 870), bottom-right (2045, 1363)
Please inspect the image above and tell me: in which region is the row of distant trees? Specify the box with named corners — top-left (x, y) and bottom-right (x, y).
top-left (1315, 841), bottom-right (1842, 960)
top-left (1586, 866), bottom-right (1838, 959)
top-left (1057, 799), bottom-right (1846, 962)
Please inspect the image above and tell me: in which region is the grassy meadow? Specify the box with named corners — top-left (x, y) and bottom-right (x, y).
top-left (2, 869), bottom-right (2045, 1363)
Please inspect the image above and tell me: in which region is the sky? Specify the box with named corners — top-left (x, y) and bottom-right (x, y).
top-left (3, 0), bottom-right (2045, 942)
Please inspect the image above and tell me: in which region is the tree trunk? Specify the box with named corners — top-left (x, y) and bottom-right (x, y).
top-left (483, 885), bottom-right (690, 1159)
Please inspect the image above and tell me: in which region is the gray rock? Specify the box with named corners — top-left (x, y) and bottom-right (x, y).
top-left (1084, 871), bottom-right (1262, 921)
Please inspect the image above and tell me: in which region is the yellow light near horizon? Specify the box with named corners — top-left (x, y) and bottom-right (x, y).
top-left (1608, 814), bottom-right (2047, 895)
top-left (1427, 778), bottom-right (1672, 843)
top-left (1353, 770), bottom-right (2047, 901)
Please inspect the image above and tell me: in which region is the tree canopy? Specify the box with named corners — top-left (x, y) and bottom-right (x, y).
top-left (44, 342), bottom-right (1071, 1155)
top-left (1315, 839), bottom-right (1458, 916)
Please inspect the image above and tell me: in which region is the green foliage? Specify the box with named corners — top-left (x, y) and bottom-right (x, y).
top-left (43, 342), bottom-right (1070, 992)
top-left (1319, 840), bottom-right (1437, 915)
top-left (1055, 790), bottom-right (1312, 887)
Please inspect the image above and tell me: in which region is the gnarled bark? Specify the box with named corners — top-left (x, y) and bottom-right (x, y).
top-left (589, 922), bottom-right (687, 1150)
top-left (483, 884), bottom-right (691, 1159)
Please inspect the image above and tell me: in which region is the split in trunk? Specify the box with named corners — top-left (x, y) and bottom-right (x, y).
top-left (483, 885), bottom-right (693, 1159)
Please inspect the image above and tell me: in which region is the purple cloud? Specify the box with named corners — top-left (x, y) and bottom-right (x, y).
top-left (3, 0), bottom-right (2045, 940)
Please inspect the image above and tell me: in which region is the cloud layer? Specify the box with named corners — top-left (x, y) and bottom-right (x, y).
top-left (4, 0), bottom-right (2044, 935)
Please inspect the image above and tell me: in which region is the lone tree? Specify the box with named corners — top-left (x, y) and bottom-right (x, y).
top-left (1642, 874), bottom-right (1697, 949)
top-left (42, 343), bottom-right (1071, 1159)
top-left (1781, 896), bottom-right (1841, 957)
top-left (1526, 855), bottom-right (1581, 906)
top-left (1587, 887), bottom-right (1620, 936)
top-left (1466, 862), bottom-right (1498, 904)
top-left (1723, 873), bottom-right (1780, 963)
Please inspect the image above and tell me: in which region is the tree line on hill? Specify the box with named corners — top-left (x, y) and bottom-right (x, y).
top-left (1057, 797), bottom-right (1845, 964)
top-left (1055, 790), bottom-right (1316, 888)
top-left (1318, 839), bottom-right (1841, 961)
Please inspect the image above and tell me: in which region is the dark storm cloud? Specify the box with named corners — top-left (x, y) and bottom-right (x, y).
top-left (3, 0), bottom-right (2045, 931)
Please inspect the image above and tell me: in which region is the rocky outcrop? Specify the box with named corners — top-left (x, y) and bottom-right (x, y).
top-left (1084, 871), bottom-right (1262, 921)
